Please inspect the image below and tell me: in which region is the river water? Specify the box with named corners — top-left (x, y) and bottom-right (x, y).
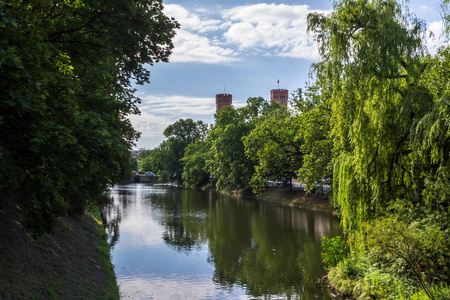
top-left (104, 184), bottom-right (342, 299)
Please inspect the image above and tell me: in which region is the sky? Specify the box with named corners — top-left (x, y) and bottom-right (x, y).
top-left (131, 0), bottom-right (446, 150)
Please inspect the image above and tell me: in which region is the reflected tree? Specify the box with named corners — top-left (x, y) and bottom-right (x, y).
top-left (102, 200), bottom-right (122, 248)
top-left (148, 189), bottom-right (209, 252)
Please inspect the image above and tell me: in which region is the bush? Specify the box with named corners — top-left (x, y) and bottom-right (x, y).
top-left (321, 236), bottom-right (349, 267)
top-left (410, 284), bottom-right (450, 300)
top-left (364, 217), bottom-right (450, 299)
top-left (328, 254), bottom-right (422, 299)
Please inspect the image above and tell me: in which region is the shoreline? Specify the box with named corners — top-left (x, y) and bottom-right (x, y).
top-left (198, 182), bottom-right (336, 214)
top-left (124, 180), bottom-right (337, 214)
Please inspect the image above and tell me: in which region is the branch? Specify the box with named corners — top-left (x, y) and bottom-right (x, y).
top-left (384, 74), bottom-right (408, 79)
top-left (400, 59), bottom-right (408, 70)
top-left (48, 12), bottom-right (105, 39)
top-left (368, 146), bottom-right (379, 178)
top-left (384, 134), bottom-right (409, 191)
top-left (43, 39), bottom-right (104, 48)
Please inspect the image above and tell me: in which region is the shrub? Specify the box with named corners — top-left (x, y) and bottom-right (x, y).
top-left (321, 236), bottom-right (349, 267)
top-left (364, 217), bottom-right (450, 299)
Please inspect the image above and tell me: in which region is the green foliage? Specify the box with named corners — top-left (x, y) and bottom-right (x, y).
top-left (308, 0), bottom-right (450, 298)
top-left (309, 0), bottom-right (431, 233)
top-left (243, 108), bottom-right (302, 194)
top-left (414, 47), bottom-right (450, 217)
top-left (129, 156), bottom-right (138, 173)
top-left (321, 236), bottom-right (349, 267)
top-left (142, 119), bottom-right (209, 183)
top-left (329, 254), bottom-right (420, 299)
top-left (241, 87), bottom-right (333, 195)
top-left (136, 150), bottom-right (153, 172)
top-left (293, 85), bottom-right (333, 192)
top-left (410, 284), bottom-right (450, 300)
top-left (164, 118), bottom-right (208, 145)
top-left (365, 217), bottom-right (450, 298)
top-left (0, 0), bottom-right (178, 235)
top-left (207, 98), bottom-right (278, 193)
top-left (207, 111), bottom-right (254, 192)
top-left (329, 251), bottom-right (450, 300)
top-left (181, 140), bottom-right (211, 188)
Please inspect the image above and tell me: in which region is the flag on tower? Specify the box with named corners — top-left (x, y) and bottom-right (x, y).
top-left (277, 79), bottom-right (279, 84)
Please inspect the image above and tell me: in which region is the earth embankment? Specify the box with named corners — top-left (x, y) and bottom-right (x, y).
top-left (0, 193), bottom-right (119, 299)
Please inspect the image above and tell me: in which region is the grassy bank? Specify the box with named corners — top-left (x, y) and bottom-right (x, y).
top-left (0, 193), bottom-right (119, 299)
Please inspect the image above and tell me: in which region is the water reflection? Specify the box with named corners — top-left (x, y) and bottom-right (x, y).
top-left (105, 184), bottom-right (342, 299)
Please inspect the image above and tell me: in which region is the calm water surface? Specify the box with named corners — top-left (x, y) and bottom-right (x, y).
top-left (104, 184), bottom-right (342, 299)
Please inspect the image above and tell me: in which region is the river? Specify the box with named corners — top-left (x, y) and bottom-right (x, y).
top-left (103, 184), bottom-right (342, 299)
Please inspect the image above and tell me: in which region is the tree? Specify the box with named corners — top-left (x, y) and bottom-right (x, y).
top-left (308, 0), bottom-right (450, 297)
top-left (308, 0), bottom-right (430, 232)
top-left (164, 118), bottom-right (209, 145)
top-left (243, 88), bottom-right (333, 195)
top-left (142, 119), bottom-right (209, 182)
top-left (243, 108), bottom-right (303, 194)
top-left (182, 140), bottom-right (211, 188)
top-left (0, 0), bottom-right (178, 235)
top-left (136, 150), bottom-right (153, 173)
top-left (207, 106), bottom-right (254, 192)
top-left (415, 47), bottom-right (450, 217)
top-left (207, 98), bottom-right (279, 193)
top-left (141, 144), bottom-right (171, 181)
top-left (294, 85), bottom-right (333, 192)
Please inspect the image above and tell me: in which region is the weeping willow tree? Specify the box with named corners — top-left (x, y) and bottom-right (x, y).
top-left (308, 1), bottom-right (450, 297)
top-left (307, 0), bottom-right (432, 232)
top-left (415, 47), bottom-right (450, 217)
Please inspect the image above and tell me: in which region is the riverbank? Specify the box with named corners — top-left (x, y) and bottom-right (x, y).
top-left (257, 187), bottom-right (335, 213)
top-left (200, 183), bottom-right (336, 214)
top-left (0, 193), bottom-right (119, 299)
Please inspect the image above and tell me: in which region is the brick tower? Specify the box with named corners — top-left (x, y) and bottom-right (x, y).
top-left (270, 89), bottom-right (289, 107)
top-left (216, 93), bottom-right (232, 111)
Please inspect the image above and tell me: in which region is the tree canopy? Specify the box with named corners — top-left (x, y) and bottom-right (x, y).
top-left (0, 0), bottom-right (178, 235)
top-left (307, 0), bottom-right (450, 297)
top-left (142, 119), bottom-right (209, 182)
top-left (243, 107), bottom-right (302, 194)
top-left (308, 0), bottom-right (430, 232)
top-left (206, 98), bottom-right (283, 193)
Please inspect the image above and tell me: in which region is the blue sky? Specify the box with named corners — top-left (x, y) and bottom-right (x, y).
top-left (132, 0), bottom-right (445, 149)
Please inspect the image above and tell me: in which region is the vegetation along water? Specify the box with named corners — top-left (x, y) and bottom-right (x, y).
top-left (2, 0), bottom-right (450, 299)
top-left (136, 1), bottom-right (450, 298)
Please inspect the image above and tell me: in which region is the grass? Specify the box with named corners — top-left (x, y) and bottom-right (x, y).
top-left (327, 255), bottom-right (450, 300)
top-left (0, 194), bottom-right (120, 299)
top-left (88, 205), bottom-right (120, 300)
top-left (93, 228), bottom-right (120, 300)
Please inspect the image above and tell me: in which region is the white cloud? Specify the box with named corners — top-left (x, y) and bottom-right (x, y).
top-left (164, 4), bottom-right (224, 33)
top-left (223, 4), bottom-right (327, 60)
top-left (170, 29), bottom-right (240, 63)
top-left (164, 4), bottom-right (239, 63)
top-left (162, 3), bottom-right (328, 63)
top-left (130, 94), bottom-right (216, 138)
